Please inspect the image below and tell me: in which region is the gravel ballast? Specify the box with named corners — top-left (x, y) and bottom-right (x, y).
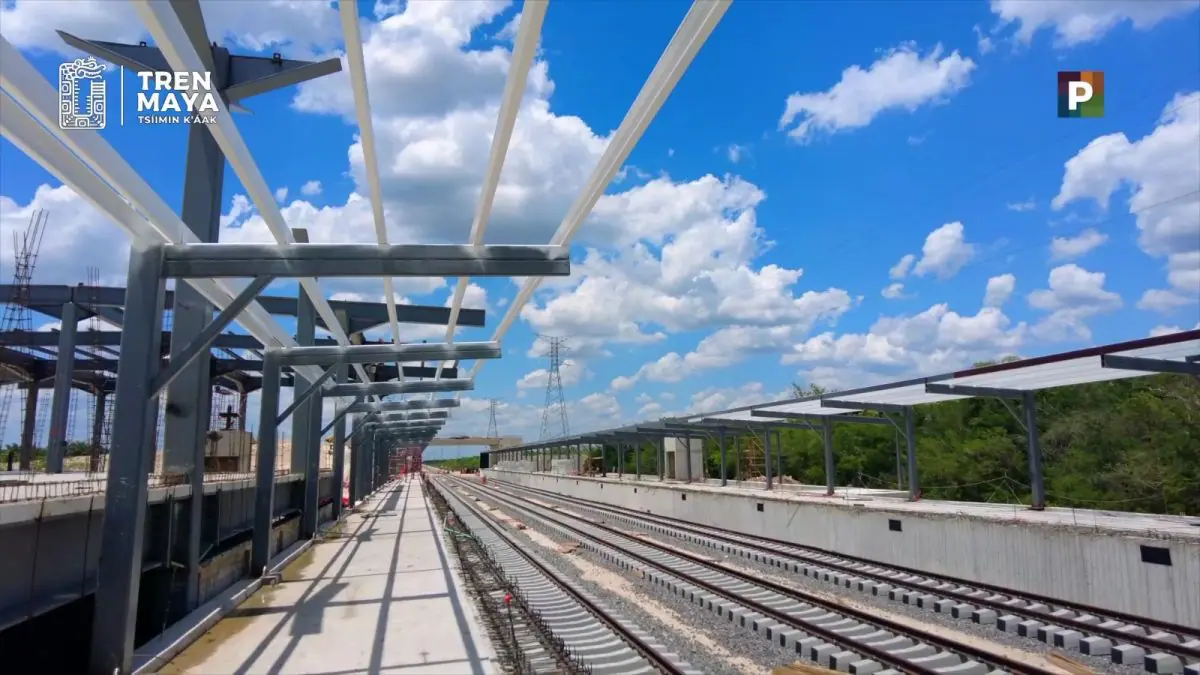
top-left (491, 483), bottom-right (1142, 675)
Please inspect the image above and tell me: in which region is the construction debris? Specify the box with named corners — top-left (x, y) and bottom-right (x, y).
top-left (557, 542), bottom-right (581, 554)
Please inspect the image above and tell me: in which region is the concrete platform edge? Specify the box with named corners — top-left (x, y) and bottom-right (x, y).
top-left (131, 519), bottom-right (336, 675)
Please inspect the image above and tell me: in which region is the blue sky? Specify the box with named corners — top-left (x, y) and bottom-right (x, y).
top-left (1, 0), bottom-right (1198, 457)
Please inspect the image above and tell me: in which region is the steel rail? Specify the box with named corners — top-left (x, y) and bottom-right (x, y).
top-left (458, 477), bottom-right (1062, 675)
top-left (430, 475), bottom-right (689, 675)
top-left (505, 479), bottom-right (1200, 659)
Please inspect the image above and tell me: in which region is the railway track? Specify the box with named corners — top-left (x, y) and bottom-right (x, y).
top-left (449, 475), bottom-right (1061, 675)
top-left (492, 478), bottom-right (1200, 674)
top-left (430, 480), bottom-right (586, 674)
top-left (427, 475), bottom-right (701, 675)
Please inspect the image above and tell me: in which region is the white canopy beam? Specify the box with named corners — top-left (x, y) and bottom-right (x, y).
top-left (338, 0), bottom-right (403, 372)
top-left (432, 0), bottom-right (551, 387)
top-left (467, 0), bottom-right (732, 382)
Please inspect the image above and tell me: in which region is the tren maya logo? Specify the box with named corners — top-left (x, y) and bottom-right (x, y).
top-left (1058, 71), bottom-right (1104, 118)
top-left (58, 56), bottom-right (219, 130)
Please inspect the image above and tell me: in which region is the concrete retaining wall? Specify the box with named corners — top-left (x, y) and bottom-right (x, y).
top-left (490, 470), bottom-right (1200, 627)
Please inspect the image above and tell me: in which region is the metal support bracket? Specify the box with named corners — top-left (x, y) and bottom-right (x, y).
top-left (275, 363), bottom-right (338, 426)
top-left (1101, 353), bottom-right (1200, 377)
top-left (149, 275), bottom-right (273, 397)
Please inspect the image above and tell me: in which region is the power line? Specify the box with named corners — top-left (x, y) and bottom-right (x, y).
top-left (537, 335), bottom-right (570, 441)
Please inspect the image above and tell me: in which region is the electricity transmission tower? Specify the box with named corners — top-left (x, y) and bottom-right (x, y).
top-left (537, 336), bottom-right (570, 441)
top-left (486, 399), bottom-right (500, 438)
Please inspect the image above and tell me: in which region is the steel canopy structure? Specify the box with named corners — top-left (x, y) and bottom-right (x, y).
top-left (495, 330), bottom-right (1200, 512)
top-left (0, 0), bottom-right (735, 671)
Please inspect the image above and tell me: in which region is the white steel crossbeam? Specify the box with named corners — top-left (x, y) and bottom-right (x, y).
top-left (466, 0), bottom-right (732, 383)
top-left (130, 0), bottom-right (373, 392)
top-left (338, 0), bottom-right (403, 384)
top-left (432, 0), bottom-right (550, 387)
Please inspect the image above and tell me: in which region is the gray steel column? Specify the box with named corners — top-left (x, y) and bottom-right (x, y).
top-left (19, 383), bottom-right (38, 470)
top-left (1023, 391), bottom-right (1046, 510)
top-left (718, 427), bottom-right (727, 486)
top-left (634, 438), bottom-right (640, 479)
top-left (822, 418), bottom-right (835, 496)
top-left (88, 245), bottom-right (167, 675)
top-left (617, 441), bottom-right (623, 476)
top-left (904, 407), bottom-right (919, 500)
top-left (302, 387), bottom-right (323, 537)
top-left (894, 431), bottom-right (903, 490)
top-left (46, 300), bottom-right (78, 473)
top-left (735, 436), bottom-right (742, 481)
top-left (657, 436), bottom-right (665, 480)
top-left (575, 442), bottom-right (581, 473)
top-left (164, 118), bottom-right (223, 613)
top-left (330, 381), bottom-right (350, 520)
top-left (775, 429), bottom-right (783, 481)
top-left (763, 428), bottom-right (773, 490)
top-left (291, 276), bottom-right (316, 475)
top-left (364, 432), bottom-right (376, 493)
top-left (683, 434), bottom-right (692, 483)
top-left (90, 391), bottom-right (106, 472)
top-left (250, 351), bottom-right (282, 576)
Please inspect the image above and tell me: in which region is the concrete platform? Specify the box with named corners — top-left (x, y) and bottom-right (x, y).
top-left (158, 478), bottom-right (497, 674)
top-left (489, 469), bottom-right (1200, 628)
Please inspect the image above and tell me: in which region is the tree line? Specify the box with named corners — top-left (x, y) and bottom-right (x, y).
top-left (446, 370), bottom-right (1198, 516)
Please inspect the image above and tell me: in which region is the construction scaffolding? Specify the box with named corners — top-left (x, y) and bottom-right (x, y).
top-left (0, 210), bottom-right (47, 470)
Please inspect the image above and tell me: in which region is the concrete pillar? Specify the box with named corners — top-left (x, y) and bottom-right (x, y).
top-left (1023, 391), bottom-right (1046, 510)
top-left (237, 390), bottom-right (248, 430)
top-left (657, 436), bottom-right (665, 480)
top-left (89, 245), bottom-right (167, 675)
top-left (19, 382), bottom-right (38, 470)
top-left (90, 392), bottom-right (106, 472)
top-left (46, 300), bottom-right (78, 473)
top-left (634, 438), bottom-right (640, 478)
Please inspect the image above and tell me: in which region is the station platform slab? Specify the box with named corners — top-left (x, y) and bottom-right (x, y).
top-left (159, 477), bottom-right (497, 674)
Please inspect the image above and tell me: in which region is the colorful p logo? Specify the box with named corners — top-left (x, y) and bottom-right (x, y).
top-left (1059, 71), bottom-right (1104, 118)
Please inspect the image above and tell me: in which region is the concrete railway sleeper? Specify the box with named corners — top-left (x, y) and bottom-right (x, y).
top-left (495, 479), bottom-right (1200, 675)
top-left (428, 476), bottom-right (701, 675)
top-left (428, 479), bottom-right (589, 674)
top-left (450, 476), bottom-right (1054, 675)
